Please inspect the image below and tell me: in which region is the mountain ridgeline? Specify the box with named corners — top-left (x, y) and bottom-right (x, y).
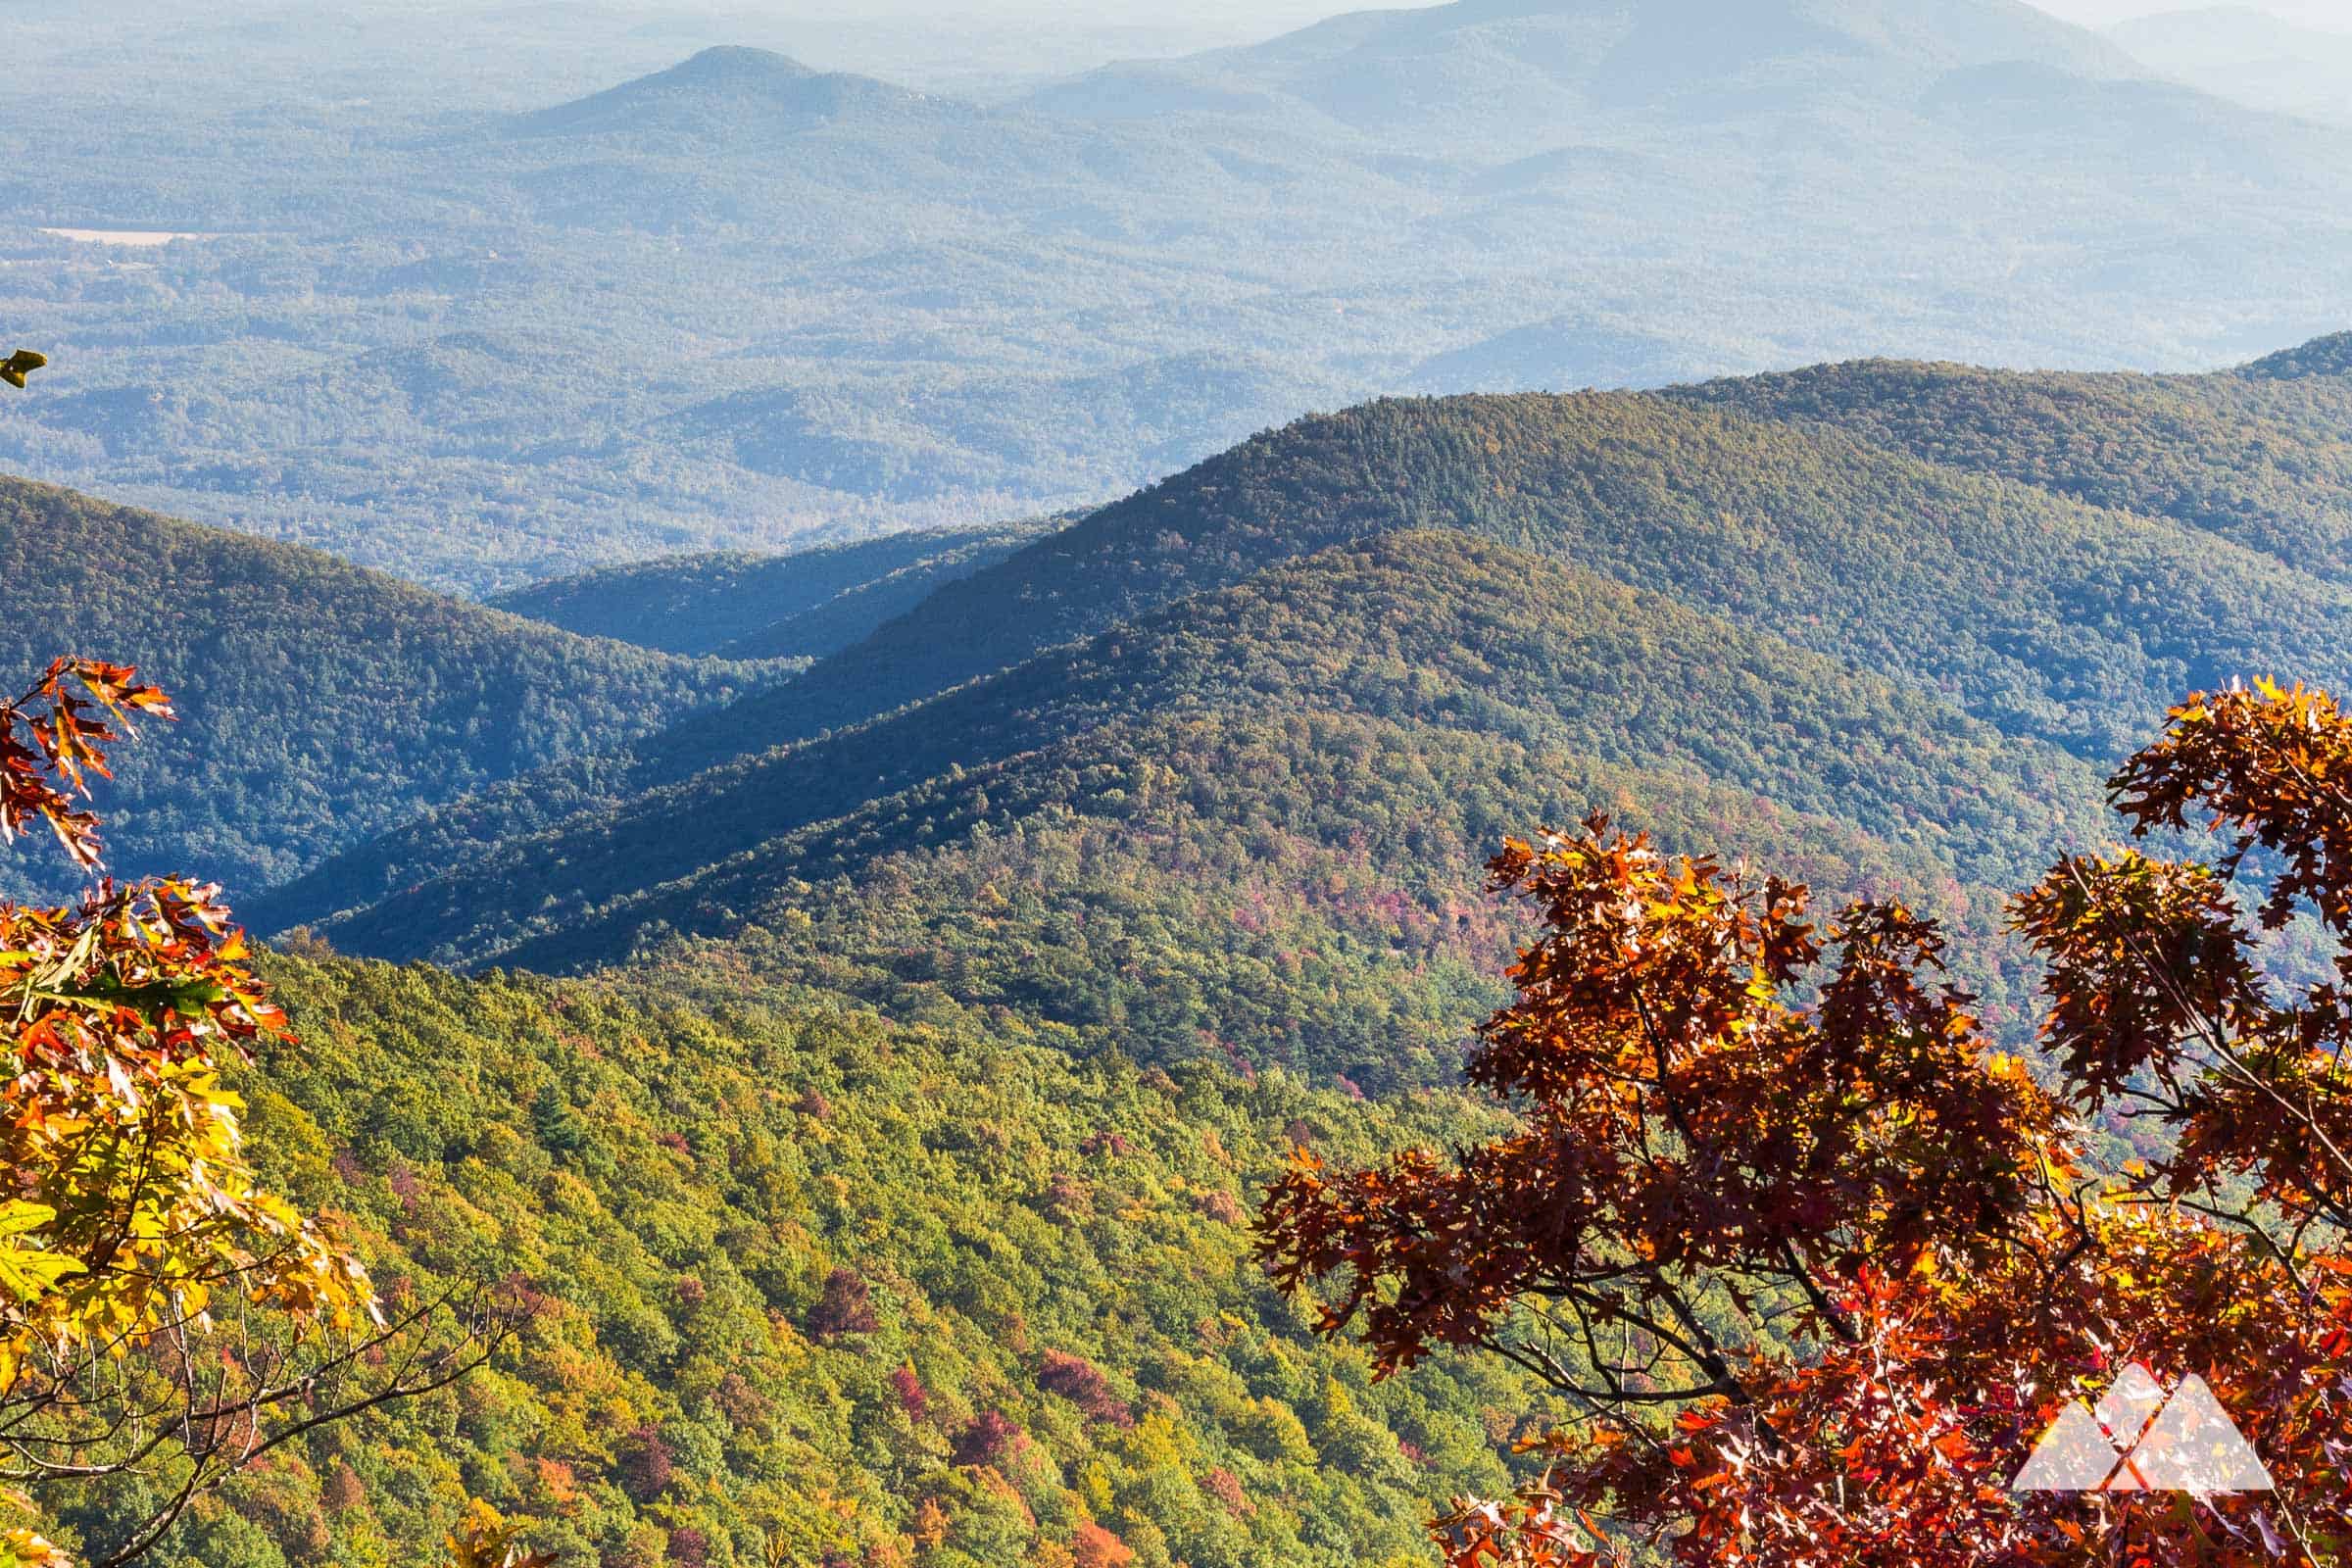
top-left (13, 0), bottom-right (2352, 586)
top-left (0, 477), bottom-right (774, 903)
top-left (487, 522), bottom-right (1047, 660)
top-left (237, 338), bottom-right (2352, 1086)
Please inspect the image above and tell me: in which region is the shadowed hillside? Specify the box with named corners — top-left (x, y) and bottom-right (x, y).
top-left (253, 350), bottom-right (2352, 1029)
top-left (0, 476), bottom-right (770, 900)
top-left (488, 522), bottom-right (1043, 658)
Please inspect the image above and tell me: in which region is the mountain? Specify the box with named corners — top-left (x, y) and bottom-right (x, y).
top-left (641, 374), bottom-right (2352, 779)
top-left (511, 45), bottom-right (937, 144)
top-left (1027, 0), bottom-right (2138, 144)
top-left (268, 529), bottom-right (2105, 1085)
top-left (0, 475), bottom-right (767, 901)
top-left (1667, 346), bottom-right (2352, 585)
top-left (2108, 6), bottom-right (2352, 125)
top-left (14, 8), bottom-right (2352, 588)
top-left (1404, 317), bottom-right (1722, 396)
top-left (246, 344), bottom-right (2352, 1082)
top-left (487, 522), bottom-right (1044, 659)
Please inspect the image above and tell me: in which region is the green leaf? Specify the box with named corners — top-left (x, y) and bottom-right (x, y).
top-left (0, 1201), bottom-right (56, 1240)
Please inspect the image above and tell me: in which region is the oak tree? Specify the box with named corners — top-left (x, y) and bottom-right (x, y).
top-left (1262, 681), bottom-right (2352, 1567)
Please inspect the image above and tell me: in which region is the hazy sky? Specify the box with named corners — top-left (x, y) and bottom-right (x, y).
top-left (767, 0), bottom-right (2349, 47)
top-left (2032, 0), bottom-right (2347, 22)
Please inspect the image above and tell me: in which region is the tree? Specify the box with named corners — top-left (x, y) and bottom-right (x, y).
top-left (1261, 682), bottom-right (2352, 1567)
top-left (0, 661), bottom-right (508, 1567)
top-left (2018, 678), bottom-right (2352, 1243)
top-left (443, 1500), bottom-right (555, 1568)
top-left (807, 1266), bottom-right (877, 1341)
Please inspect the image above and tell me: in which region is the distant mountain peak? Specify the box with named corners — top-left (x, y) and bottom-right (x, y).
top-left (667, 45), bottom-right (818, 85)
top-left (2241, 331), bottom-right (2352, 381)
top-left (1030, 0), bottom-right (2135, 141)
top-left (515, 44), bottom-right (926, 140)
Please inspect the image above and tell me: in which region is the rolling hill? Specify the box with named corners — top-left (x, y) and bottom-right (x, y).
top-left (510, 44), bottom-right (940, 143)
top-left (266, 530), bottom-right (2105, 1085)
top-left (13, 4), bottom-right (2352, 587)
top-left (1026, 0), bottom-right (2137, 144)
top-left (1666, 340), bottom-right (2352, 585)
top-left (567, 368), bottom-right (2352, 786)
top-left (248, 342), bottom-right (2352, 1088)
top-left (0, 475), bottom-right (769, 901)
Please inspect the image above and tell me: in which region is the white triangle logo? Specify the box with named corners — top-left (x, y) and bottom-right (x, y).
top-left (2009, 1400), bottom-right (2117, 1491)
top-left (2013, 1363), bottom-right (2273, 1494)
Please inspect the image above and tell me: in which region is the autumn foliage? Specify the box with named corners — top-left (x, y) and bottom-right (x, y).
top-left (1260, 679), bottom-right (2352, 1566)
top-left (0, 661), bottom-right (501, 1568)
top-left (0, 662), bottom-right (370, 1353)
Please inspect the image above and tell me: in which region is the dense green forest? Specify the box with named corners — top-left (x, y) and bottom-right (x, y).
top-left (0, 476), bottom-right (775, 901)
top-left (50, 951), bottom-right (1556, 1568)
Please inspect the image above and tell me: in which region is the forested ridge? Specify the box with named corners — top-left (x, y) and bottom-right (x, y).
top-left (260, 532), bottom-right (2102, 1086)
top-left (257, 346), bottom-right (2352, 1002)
top-left (1667, 340), bottom-right (2352, 582)
top-left (452, 365), bottom-right (2352, 816)
top-left (0, 477), bottom-right (773, 901)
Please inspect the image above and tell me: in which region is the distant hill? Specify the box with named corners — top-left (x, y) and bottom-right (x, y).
top-left (659, 355), bottom-right (1335, 510)
top-left (488, 522), bottom-right (1042, 658)
top-left (16, 6), bottom-right (2352, 587)
top-left (1027, 0), bottom-right (2138, 145)
top-left (2108, 6), bottom-right (2352, 126)
top-left (1405, 317), bottom-right (1719, 396)
top-left (512, 45), bottom-right (940, 143)
top-left (0, 475), bottom-right (767, 901)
